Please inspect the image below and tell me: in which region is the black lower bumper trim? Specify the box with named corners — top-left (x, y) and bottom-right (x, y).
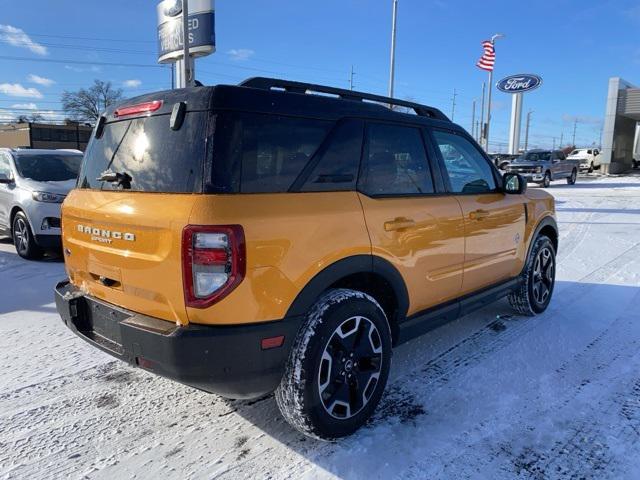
top-left (35, 235), bottom-right (61, 250)
top-left (55, 281), bottom-right (301, 399)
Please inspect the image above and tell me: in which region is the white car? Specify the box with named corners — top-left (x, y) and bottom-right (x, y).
top-left (0, 149), bottom-right (83, 259)
top-left (568, 148), bottom-right (601, 173)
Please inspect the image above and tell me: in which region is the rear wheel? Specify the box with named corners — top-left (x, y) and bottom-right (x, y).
top-left (566, 168), bottom-right (577, 185)
top-left (12, 212), bottom-right (43, 260)
top-left (509, 235), bottom-right (556, 316)
top-left (275, 289), bottom-right (392, 440)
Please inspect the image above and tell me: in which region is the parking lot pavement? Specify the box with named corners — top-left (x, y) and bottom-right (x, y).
top-left (2, 176), bottom-right (640, 479)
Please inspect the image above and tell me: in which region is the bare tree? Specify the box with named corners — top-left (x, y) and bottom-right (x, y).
top-left (61, 80), bottom-right (123, 123)
top-left (16, 113), bottom-right (44, 123)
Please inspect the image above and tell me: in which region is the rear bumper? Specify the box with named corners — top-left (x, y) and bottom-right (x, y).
top-left (55, 280), bottom-right (301, 399)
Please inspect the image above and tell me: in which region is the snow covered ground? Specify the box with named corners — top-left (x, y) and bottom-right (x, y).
top-left (2, 175), bottom-right (640, 479)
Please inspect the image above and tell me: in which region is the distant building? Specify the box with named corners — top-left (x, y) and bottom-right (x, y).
top-left (0, 121), bottom-right (93, 152)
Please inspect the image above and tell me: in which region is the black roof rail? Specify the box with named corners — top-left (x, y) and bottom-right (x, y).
top-left (239, 77), bottom-right (450, 122)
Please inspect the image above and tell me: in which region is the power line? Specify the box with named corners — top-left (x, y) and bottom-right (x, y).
top-left (0, 55), bottom-right (166, 69)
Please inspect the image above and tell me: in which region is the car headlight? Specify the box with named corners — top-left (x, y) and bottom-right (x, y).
top-left (536, 166), bottom-right (543, 173)
top-left (32, 192), bottom-right (66, 203)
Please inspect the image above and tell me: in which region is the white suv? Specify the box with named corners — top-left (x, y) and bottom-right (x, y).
top-left (0, 149), bottom-right (83, 259)
top-left (568, 148), bottom-right (601, 173)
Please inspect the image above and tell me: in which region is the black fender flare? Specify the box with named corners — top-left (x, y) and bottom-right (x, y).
top-left (524, 215), bottom-right (558, 267)
top-left (285, 254), bottom-right (409, 323)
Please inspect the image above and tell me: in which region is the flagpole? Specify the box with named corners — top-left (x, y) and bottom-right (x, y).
top-left (484, 33), bottom-right (504, 153)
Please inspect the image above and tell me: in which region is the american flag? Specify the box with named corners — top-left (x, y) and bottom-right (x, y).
top-left (476, 40), bottom-right (495, 72)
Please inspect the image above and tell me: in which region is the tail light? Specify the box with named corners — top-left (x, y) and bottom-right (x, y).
top-left (182, 225), bottom-right (246, 308)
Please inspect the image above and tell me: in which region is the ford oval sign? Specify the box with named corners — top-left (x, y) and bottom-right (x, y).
top-left (496, 74), bottom-right (543, 94)
top-left (164, 0), bottom-right (183, 17)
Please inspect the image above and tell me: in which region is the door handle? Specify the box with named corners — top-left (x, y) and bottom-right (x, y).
top-left (384, 217), bottom-right (416, 231)
top-left (469, 209), bottom-right (490, 221)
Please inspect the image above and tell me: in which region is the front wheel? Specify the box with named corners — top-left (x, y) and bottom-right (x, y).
top-left (509, 235), bottom-right (556, 316)
top-left (12, 212), bottom-right (43, 260)
top-left (588, 162), bottom-right (594, 173)
top-left (566, 168), bottom-right (577, 185)
top-left (542, 172), bottom-right (551, 188)
top-left (275, 289), bottom-right (392, 440)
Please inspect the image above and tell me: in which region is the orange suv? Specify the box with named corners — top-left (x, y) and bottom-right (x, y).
top-left (55, 78), bottom-right (558, 439)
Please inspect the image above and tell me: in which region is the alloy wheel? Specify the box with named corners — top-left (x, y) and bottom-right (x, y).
top-left (532, 246), bottom-right (554, 305)
top-left (318, 316), bottom-right (383, 420)
top-left (13, 218), bottom-right (29, 255)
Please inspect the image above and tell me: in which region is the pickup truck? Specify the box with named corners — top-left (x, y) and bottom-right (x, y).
top-left (506, 149), bottom-right (580, 187)
top-left (567, 148), bottom-right (601, 173)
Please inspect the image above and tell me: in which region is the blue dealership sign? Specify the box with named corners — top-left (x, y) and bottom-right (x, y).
top-left (157, 0), bottom-right (215, 64)
top-left (496, 74), bottom-right (543, 94)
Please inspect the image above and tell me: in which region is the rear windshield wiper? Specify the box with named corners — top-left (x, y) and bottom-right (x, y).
top-left (97, 169), bottom-right (132, 189)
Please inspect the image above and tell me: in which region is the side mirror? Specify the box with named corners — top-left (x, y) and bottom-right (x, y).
top-left (503, 172), bottom-right (527, 195)
top-left (0, 173), bottom-right (14, 185)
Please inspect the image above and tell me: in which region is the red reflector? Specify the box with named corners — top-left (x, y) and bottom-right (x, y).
top-left (193, 248), bottom-right (228, 266)
top-left (114, 100), bottom-right (163, 118)
top-left (261, 335), bottom-right (285, 350)
top-left (136, 356), bottom-right (155, 370)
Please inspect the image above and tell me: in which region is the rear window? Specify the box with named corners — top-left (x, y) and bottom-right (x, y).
top-left (211, 112), bottom-right (332, 193)
top-left (15, 154), bottom-right (82, 182)
top-left (78, 112), bottom-right (207, 193)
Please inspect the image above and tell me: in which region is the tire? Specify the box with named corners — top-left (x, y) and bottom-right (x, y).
top-left (542, 172), bottom-right (551, 188)
top-left (275, 289), bottom-right (392, 440)
top-left (509, 235), bottom-right (556, 316)
top-left (588, 162), bottom-right (594, 174)
top-left (12, 211), bottom-right (43, 260)
top-left (566, 168), bottom-right (577, 185)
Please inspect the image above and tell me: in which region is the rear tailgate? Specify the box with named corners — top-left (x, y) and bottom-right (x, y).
top-left (62, 191), bottom-right (196, 324)
top-left (63, 89), bottom-right (213, 325)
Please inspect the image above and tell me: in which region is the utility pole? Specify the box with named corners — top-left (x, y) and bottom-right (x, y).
top-left (599, 124), bottom-right (603, 149)
top-left (572, 119), bottom-right (578, 147)
top-left (560, 132), bottom-right (564, 148)
top-left (483, 33), bottom-right (505, 152)
top-left (388, 0), bottom-right (399, 102)
top-left (451, 88), bottom-right (457, 121)
top-left (471, 99), bottom-right (476, 138)
top-left (349, 65), bottom-right (355, 91)
top-left (524, 110), bottom-right (533, 152)
top-left (552, 137), bottom-right (556, 150)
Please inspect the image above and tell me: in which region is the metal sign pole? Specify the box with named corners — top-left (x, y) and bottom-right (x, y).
top-left (508, 93), bottom-right (523, 154)
top-left (182, 0), bottom-right (192, 87)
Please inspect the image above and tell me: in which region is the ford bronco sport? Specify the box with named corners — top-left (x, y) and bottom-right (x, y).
top-left (55, 78), bottom-right (558, 440)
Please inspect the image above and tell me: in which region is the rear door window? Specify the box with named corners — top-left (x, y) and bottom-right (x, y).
top-left (78, 112), bottom-right (207, 193)
top-left (212, 112), bottom-right (332, 193)
top-left (358, 123), bottom-right (434, 196)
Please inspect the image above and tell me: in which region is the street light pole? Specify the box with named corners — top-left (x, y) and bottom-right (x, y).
top-left (484, 33), bottom-right (504, 153)
top-left (388, 0), bottom-right (399, 102)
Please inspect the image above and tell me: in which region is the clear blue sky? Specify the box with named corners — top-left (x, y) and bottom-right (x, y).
top-left (1, 0), bottom-right (638, 151)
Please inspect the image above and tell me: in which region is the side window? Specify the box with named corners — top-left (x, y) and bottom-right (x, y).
top-left (432, 130), bottom-right (496, 194)
top-left (0, 154), bottom-right (12, 178)
top-left (587, 149), bottom-right (593, 155)
top-left (300, 120), bottom-right (363, 192)
top-left (213, 113), bottom-right (332, 193)
top-left (359, 123), bottom-right (434, 196)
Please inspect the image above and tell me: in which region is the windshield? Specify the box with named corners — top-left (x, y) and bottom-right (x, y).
top-left (14, 154), bottom-right (82, 182)
top-left (523, 152), bottom-right (552, 161)
top-left (78, 112), bottom-right (207, 193)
